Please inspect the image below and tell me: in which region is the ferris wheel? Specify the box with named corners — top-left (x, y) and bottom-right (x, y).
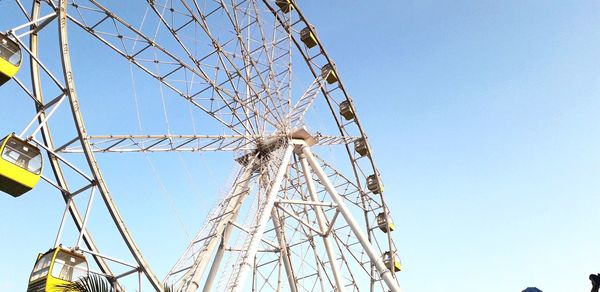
top-left (1, 0), bottom-right (402, 291)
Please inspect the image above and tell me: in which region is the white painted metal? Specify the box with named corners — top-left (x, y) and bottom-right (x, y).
top-left (54, 197), bottom-right (72, 248)
top-left (58, 134), bottom-right (357, 153)
top-left (7, 0), bottom-right (401, 291)
top-left (58, 0), bottom-right (163, 288)
top-left (287, 76), bottom-right (326, 127)
top-left (228, 144), bottom-right (294, 292)
top-left (177, 161), bottom-right (257, 292)
top-left (299, 154), bottom-right (346, 292)
top-left (75, 187), bottom-right (97, 249)
top-left (302, 146), bottom-right (402, 292)
top-left (271, 209), bottom-right (299, 292)
top-left (201, 221), bottom-right (236, 292)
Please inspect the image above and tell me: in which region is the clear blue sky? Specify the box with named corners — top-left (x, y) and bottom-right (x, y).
top-left (1, 1), bottom-right (600, 291)
top-left (302, 2), bottom-right (600, 291)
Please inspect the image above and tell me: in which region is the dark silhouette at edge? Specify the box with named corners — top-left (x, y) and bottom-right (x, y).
top-left (590, 274), bottom-right (600, 292)
top-left (522, 287), bottom-right (542, 292)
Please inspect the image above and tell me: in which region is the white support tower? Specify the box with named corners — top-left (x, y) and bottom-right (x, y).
top-left (166, 132), bottom-right (402, 292)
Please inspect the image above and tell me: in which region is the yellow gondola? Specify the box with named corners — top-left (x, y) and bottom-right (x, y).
top-left (354, 138), bottom-right (369, 157)
top-left (321, 63), bottom-right (338, 84)
top-left (0, 33), bottom-right (22, 86)
top-left (339, 100), bottom-right (355, 120)
top-left (376, 212), bottom-right (395, 233)
top-left (300, 26), bottom-right (318, 48)
top-left (366, 174), bottom-right (384, 194)
top-left (27, 246), bottom-right (89, 292)
top-left (382, 251), bottom-right (402, 272)
top-left (0, 133), bottom-right (42, 197)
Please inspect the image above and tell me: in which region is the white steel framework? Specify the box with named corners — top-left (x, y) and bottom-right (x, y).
top-left (2, 0), bottom-right (402, 291)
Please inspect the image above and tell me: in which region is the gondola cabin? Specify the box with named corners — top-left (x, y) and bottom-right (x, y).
top-left (0, 133), bottom-right (42, 197)
top-left (27, 247), bottom-right (89, 292)
top-left (275, 0), bottom-right (294, 13)
top-left (321, 63), bottom-right (338, 84)
top-left (354, 138), bottom-right (369, 157)
top-left (376, 212), bottom-right (395, 233)
top-left (300, 26), bottom-right (318, 48)
top-left (339, 100), bottom-right (355, 120)
top-left (0, 33), bottom-right (22, 86)
top-left (382, 251), bottom-right (402, 272)
top-left (366, 174), bottom-right (384, 194)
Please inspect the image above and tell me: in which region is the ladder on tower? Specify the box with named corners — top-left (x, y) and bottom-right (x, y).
top-left (165, 159), bottom-right (257, 289)
top-left (223, 176), bottom-right (272, 291)
top-left (224, 146), bottom-right (291, 291)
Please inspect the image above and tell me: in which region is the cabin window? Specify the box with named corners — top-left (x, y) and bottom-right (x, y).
top-left (29, 253), bottom-right (53, 282)
top-left (2, 138), bottom-right (42, 174)
top-left (51, 251), bottom-right (88, 282)
top-left (0, 36), bottom-right (21, 66)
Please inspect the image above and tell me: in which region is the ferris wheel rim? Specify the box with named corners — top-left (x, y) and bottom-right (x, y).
top-left (8, 0), bottom-right (164, 289)
top-left (22, 0), bottom-right (119, 279)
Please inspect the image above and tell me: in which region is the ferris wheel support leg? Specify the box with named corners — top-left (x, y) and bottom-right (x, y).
top-left (271, 209), bottom-right (299, 292)
top-left (202, 166), bottom-right (256, 292)
top-left (201, 223), bottom-right (234, 292)
top-left (301, 146), bottom-right (402, 292)
top-left (231, 144), bottom-right (294, 292)
top-left (180, 162), bottom-right (256, 292)
top-left (298, 153), bottom-right (347, 292)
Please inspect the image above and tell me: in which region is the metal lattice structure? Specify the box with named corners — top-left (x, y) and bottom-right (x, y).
top-left (3, 0), bottom-right (401, 291)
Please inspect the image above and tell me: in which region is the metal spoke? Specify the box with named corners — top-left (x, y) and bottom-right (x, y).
top-left (55, 133), bottom-right (358, 153)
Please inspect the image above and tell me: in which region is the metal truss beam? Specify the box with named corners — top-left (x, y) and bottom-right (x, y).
top-left (58, 134), bottom-right (358, 153)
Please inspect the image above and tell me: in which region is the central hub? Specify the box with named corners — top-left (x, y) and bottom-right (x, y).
top-left (235, 127), bottom-right (316, 166)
